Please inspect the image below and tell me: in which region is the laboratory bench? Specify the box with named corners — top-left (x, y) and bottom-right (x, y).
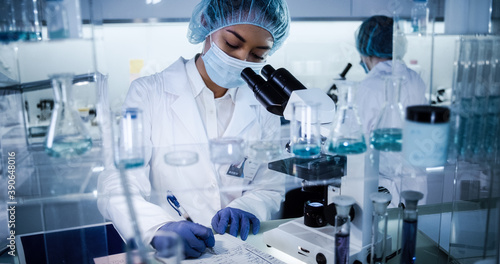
top-left (0, 210), bottom-right (459, 264)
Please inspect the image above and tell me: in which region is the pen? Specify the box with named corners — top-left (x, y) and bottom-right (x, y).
top-left (166, 190), bottom-right (217, 255)
top-left (166, 190), bottom-right (193, 222)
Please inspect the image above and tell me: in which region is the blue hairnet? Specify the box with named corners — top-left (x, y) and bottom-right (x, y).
top-left (187, 0), bottom-right (291, 55)
top-left (356, 16), bottom-right (394, 59)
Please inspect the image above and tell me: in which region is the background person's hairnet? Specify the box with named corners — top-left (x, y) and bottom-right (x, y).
top-left (187, 0), bottom-right (291, 55)
top-left (355, 15), bottom-right (407, 59)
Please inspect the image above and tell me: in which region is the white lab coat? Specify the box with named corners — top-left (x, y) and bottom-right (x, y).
top-left (355, 60), bottom-right (428, 207)
top-left (97, 57), bottom-right (285, 244)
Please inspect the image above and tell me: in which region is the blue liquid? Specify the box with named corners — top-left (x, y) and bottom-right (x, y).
top-left (328, 138), bottom-right (367, 154)
top-left (400, 220), bottom-right (418, 264)
top-left (370, 128), bottom-right (402, 152)
top-left (0, 31), bottom-right (40, 42)
top-left (335, 233), bottom-right (350, 264)
top-left (45, 136), bottom-right (92, 158)
top-left (293, 144), bottom-right (321, 158)
top-left (118, 158), bottom-right (145, 169)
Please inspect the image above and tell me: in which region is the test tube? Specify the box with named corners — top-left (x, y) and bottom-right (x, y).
top-left (332, 195), bottom-right (356, 264)
top-left (400, 191), bottom-right (424, 264)
top-left (370, 192), bottom-right (392, 264)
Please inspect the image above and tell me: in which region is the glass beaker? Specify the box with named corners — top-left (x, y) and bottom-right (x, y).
top-left (112, 108), bottom-right (145, 169)
top-left (326, 81), bottom-right (367, 155)
top-left (290, 102), bottom-right (322, 159)
top-left (370, 76), bottom-right (404, 152)
top-left (45, 73), bottom-right (92, 158)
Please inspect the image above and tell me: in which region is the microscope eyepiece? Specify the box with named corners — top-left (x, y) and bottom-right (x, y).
top-left (261, 65), bottom-right (276, 80)
top-left (241, 67), bottom-right (286, 116)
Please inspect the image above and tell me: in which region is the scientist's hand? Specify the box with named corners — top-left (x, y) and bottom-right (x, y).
top-left (151, 221), bottom-right (215, 259)
top-left (211, 207), bottom-right (260, 240)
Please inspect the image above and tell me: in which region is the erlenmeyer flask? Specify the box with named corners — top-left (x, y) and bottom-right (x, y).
top-left (45, 73), bottom-right (92, 157)
top-left (326, 81), bottom-right (367, 154)
top-left (370, 76), bottom-right (404, 152)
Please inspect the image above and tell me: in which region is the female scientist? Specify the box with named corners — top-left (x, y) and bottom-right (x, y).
top-left (97, 0), bottom-right (291, 258)
top-left (354, 15), bottom-right (428, 207)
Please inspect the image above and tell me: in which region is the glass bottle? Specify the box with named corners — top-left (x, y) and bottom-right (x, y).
top-left (411, 0), bottom-right (429, 35)
top-left (370, 192), bottom-right (392, 264)
top-left (400, 190), bottom-right (424, 264)
top-left (370, 76), bottom-right (404, 152)
top-left (332, 195), bottom-right (356, 264)
top-left (45, 73), bottom-right (92, 158)
top-left (327, 81), bottom-right (367, 155)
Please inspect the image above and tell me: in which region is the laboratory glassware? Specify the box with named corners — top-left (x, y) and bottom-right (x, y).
top-left (0, 0), bottom-right (41, 42)
top-left (486, 38), bottom-right (500, 156)
top-left (290, 102), bottom-right (322, 159)
top-left (471, 39), bottom-right (493, 159)
top-left (209, 137), bottom-right (245, 164)
top-left (370, 76), bottom-right (404, 152)
top-left (326, 81), bottom-right (367, 155)
top-left (45, 73), bottom-right (92, 158)
top-left (332, 195), bottom-right (356, 264)
top-left (45, 0), bottom-right (82, 39)
top-left (400, 190), bottom-right (424, 264)
top-left (370, 192), bottom-right (392, 264)
top-left (410, 0), bottom-right (429, 35)
top-left (112, 108), bottom-right (145, 169)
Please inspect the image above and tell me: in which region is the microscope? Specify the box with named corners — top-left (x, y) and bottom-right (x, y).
top-left (242, 66), bottom-right (381, 264)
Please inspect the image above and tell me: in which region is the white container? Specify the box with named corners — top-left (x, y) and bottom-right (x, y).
top-left (403, 105), bottom-right (450, 167)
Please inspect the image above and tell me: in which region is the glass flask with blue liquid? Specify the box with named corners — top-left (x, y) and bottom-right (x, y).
top-left (326, 81), bottom-right (367, 154)
top-left (370, 76), bottom-right (404, 152)
top-left (400, 190), bottom-right (424, 264)
top-left (45, 73), bottom-right (92, 158)
top-left (332, 195), bottom-right (356, 264)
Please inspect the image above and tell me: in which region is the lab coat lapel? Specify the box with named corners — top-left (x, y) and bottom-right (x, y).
top-left (171, 91), bottom-right (209, 144)
top-left (223, 88), bottom-right (257, 138)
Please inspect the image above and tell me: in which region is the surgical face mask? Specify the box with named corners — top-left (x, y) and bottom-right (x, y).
top-left (360, 60), bottom-right (369, 74)
top-left (202, 41), bottom-right (266, 89)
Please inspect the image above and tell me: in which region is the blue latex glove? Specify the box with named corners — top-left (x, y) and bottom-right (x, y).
top-left (211, 207), bottom-right (260, 240)
top-left (152, 221), bottom-right (215, 258)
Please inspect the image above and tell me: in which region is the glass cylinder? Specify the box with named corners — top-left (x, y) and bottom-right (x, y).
top-left (112, 108), bottom-right (145, 169)
top-left (403, 105), bottom-right (450, 167)
top-left (370, 76), bottom-right (404, 152)
top-left (332, 195), bottom-right (356, 264)
top-left (400, 191), bottom-right (424, 264)
top-left (326, 81), bottom-right (367, 155)
top-left (370, 192), bottom-right (392, 264)
top-left (290, 102), bottom-right (322, 159)
top-left (45, 73), bottom-right (92, 158)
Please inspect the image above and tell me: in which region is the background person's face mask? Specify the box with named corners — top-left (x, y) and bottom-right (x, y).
top-left (202, 41), bottom-right (265, 89)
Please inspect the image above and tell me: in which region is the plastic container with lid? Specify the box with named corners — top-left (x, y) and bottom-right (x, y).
top-left (403, 105), bottom-right (450, 167)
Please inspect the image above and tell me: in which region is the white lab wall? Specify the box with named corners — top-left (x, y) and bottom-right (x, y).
top-left (19, 21), bottom-right (456, 118)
